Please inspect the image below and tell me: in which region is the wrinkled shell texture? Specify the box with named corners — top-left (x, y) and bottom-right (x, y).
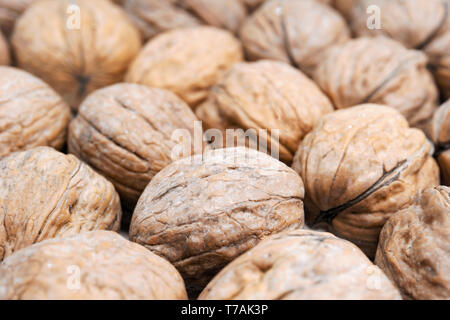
top-left (292, 104), bottom-right (440, 258)
top-left (124, 0), bottom-right (246, 41)
top-left (11, 0), bottom-right (142, 110)
top-left (0, 0), bottom-right (37, 36)
top-left (126, 26), bottom-right (243, 108)
top-left (430, 101), bottom-right (450, 185)
top-left (0, 231), bottom-right (187, 299)
top-left (69, 83), bottom-right (203, 206)
top-left (130, 147), bottom-right (305, 290)
top-left (200, 229), bottom-right (402, 300)
top-left (0, 30), bottom-right (9, 65)
top-left (313, 37), bottom-right (438, 127)
top-left (196, 60), bottom-right (333, 163)
top-left (0, 147), bottom-right (122, 262)
top-left (0, 67), bottom-right (71, 158)
top-left (375, 186), bottom-right (450, 300)
top-left (239, 0), bottom-right (350, 76)
top-left (349, 0), bottom-right (450, 98)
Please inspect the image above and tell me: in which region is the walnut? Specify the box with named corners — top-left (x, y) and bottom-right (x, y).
top-left (130, 147), bottom-right (305, 291)
top-left (0, 147), bottom-right (122, 261)
top-left (0, 30), bottom-right (9, 65)
top-left (0, 67), bottom-right (71, 158)
top-left (0, 231), bottom-right (187, 299)
top-left (313, 37), bottom-right (438, 128)
top-left (292, 104), bottom-right (440, 258)
top-left (123, 0), bottom-right (246, 41)
top-left (126, 26), bottom-right (243, 108)
top-left (430, 101), bottom-right (450, 186)
top-left (199, 229), bottom-right (402, 300)
top-left (11, 0), bottom-right (141, 110)
top-left (239, 0), bottom-right (350, 76)
top-left (332, 0), bottom-right (358, 19)
top-left (375, 186), bottom-right (450, 300)
top-left (68, 83), bottom-right (205, 208)
top-left (195, 60), bottom-right (333, 163)
top-left (0, 0), bottom-right (37, 36)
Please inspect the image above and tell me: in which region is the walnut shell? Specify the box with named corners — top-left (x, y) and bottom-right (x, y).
top-left (375, 186), bottom-right (450, 300)
top-left (126, 26), bottom-right (243, 108)
top-left (313, 37), bottom-right (438, 128)
top-left (292, 104), bottom-right (440, 258)
top-left (195, 60), bottom-right (333, 163)
top-left (0, 0), bottom-right (37, 36)
top-left (0, 29), bottom-right (9, 65)
top-left (199, 229), bottom-right (401, 300)
top-left (11, 0), bottom-right (142, 110)
top-left (130, 147), bottom-right (305, 291)
top-left (68, 83), bottom-right (204, 207)
top-left (123, 0), bottom-right (246, 41)
top-left (239, 0), bottom-right (350, 76)
top-left (332, 0), bottom-right (358, 19)
top-left (0, 231), bottom-right (187, 299)
top-left (0, 67), bottom-right (71, 158)
top-left (0, 147), bottom-right (122, 261)
top-left (430, 100), bottom-right (450, 185)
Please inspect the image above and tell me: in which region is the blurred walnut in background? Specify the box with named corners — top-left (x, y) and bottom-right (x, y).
top-left (376, 186), bottom-right (450, 300)
top-left (11, 0), bottom-right (141, 110)
top-left (0, 29), bottom-right (9, 64)
top-left (196, 60), bottom-right (333, 163)
top-left (429, 100), bottom-right (450, 185)
top-left (0, 0), bottom-right (37, 36)
top-left (313, 37), bottom-right (438, 128)
top-left (292, 104), bottom-right (440, 258)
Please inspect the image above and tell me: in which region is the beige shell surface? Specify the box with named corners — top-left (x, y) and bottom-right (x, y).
top-left (292, 104), bottom-right (440, 258)
top-left (0, 30), bottom-right (9, 65)
top-left (199, 229), bottom-right (402, 300)
top-left (0, 147), bottom-right (122, 262)
top-left (376, 186), bottom-right (450, 300)
top-left (195, 60), bottom-right (333, 163)
top-left (130, 147), bottom-right (305, 291)
top-left (0, 67), bottom-right (71, 158)
top-left (68, 83), bottom-right (205, 206)
top-left (0, 231), bottom-right (187, 300)
top-left (11, 0), bottom-right (142, 110)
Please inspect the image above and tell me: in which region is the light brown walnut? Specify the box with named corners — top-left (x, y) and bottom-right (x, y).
top-left (429, 100), bottom-right (450, 185)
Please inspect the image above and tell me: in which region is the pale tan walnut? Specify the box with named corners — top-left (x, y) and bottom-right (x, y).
top-left (429, 100), bottom-right (450, 186)
top-left (123, 0), bottom-right (246, 41)
top-left (313, 37), bottom-right (438, 128)
top-left (126, 26), bottom-right (243, 108)
top-left (11, 0), bottom-right (142, 110)
top-left (0, 231), bottom-right (187, 300)
top-left (195, 60), bottom-right (333, 163)
top-left (375, 186), bottom-right (450, 300)
top-left (0, 147), bottom-right (122, 262)
top-left (292, 104), bottom-right (440, 258)
top-left (239, 0), bottom-right (350, 77)
top-left (130, 147), bottom-right (305, 291)
top-left (199, 229), bottom-right (402, 300)
top-left (68, 83), bottom-right (205, 207)
top-left (0, 67), bottom-right (71, 158)
top-left (0, 30), bottom-right (9, 65)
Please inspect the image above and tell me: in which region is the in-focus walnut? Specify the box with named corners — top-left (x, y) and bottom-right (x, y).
top-left (0, 231), bottom-right (187, 299)
top-left (126, 26), bottom-right (243, 108)
top-left (195, 60), bottom-right (333, 163)
top-left (239, 0), bottom-right (350, 76)
top-left (429, 100), bottom-right (450, 186)
top-left (123, 0), bottom-right (246, 41)
top-left (200, 229), bottom-right (401, 300)
top-left (69, 83), bottom-right (205, 207)
top-left (130, 147), bottom-right (305, 291)
top-left (292, 104), bottom-right (440, 258)
top-left (11, 0), bottom-right (142, 110)
top-left (349, 0), bottom-right (450, 98)
top-left (0, 147), bottom-right (122, 261)
top-left (0, 30), bottom-right (9, 65)
top-left (313, 37), bottom-right (438, 128)
top-left (375, 186), bottom-right (450, 300)
top-left (0, 67), bottom-right (71, 158)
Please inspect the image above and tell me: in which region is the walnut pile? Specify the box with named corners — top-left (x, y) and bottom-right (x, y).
top-left (0, 30), bottom-right (9, 65)
top-left (376, 186), bottom-right (450, 300)
top-left (130, 147), bottom-right (305, 291)
top-left (313, 37), bottom-right (438, 128)
top-left (11, 0), bottom-right (142, 110)
top-left (200, 229), bottom-right (402, 300)
top-left (0, 67), bottom-right (71, 158)
top-left (195, 60), bottom-right (333, 163)
top-left (0, 231), bottom-right (187, 300)
top-left (429, 100), bottom-right (450, 186)
top-left (239, 0), bottom-right (350, 76)
top-left (292, 104), bottom-right (440, 258)
top-left (0, 147), bottom-right (122, 262)
top-left (68, 83), bottom-right (205, 207)
top-left (126, 26), bottom-right (243, 108)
